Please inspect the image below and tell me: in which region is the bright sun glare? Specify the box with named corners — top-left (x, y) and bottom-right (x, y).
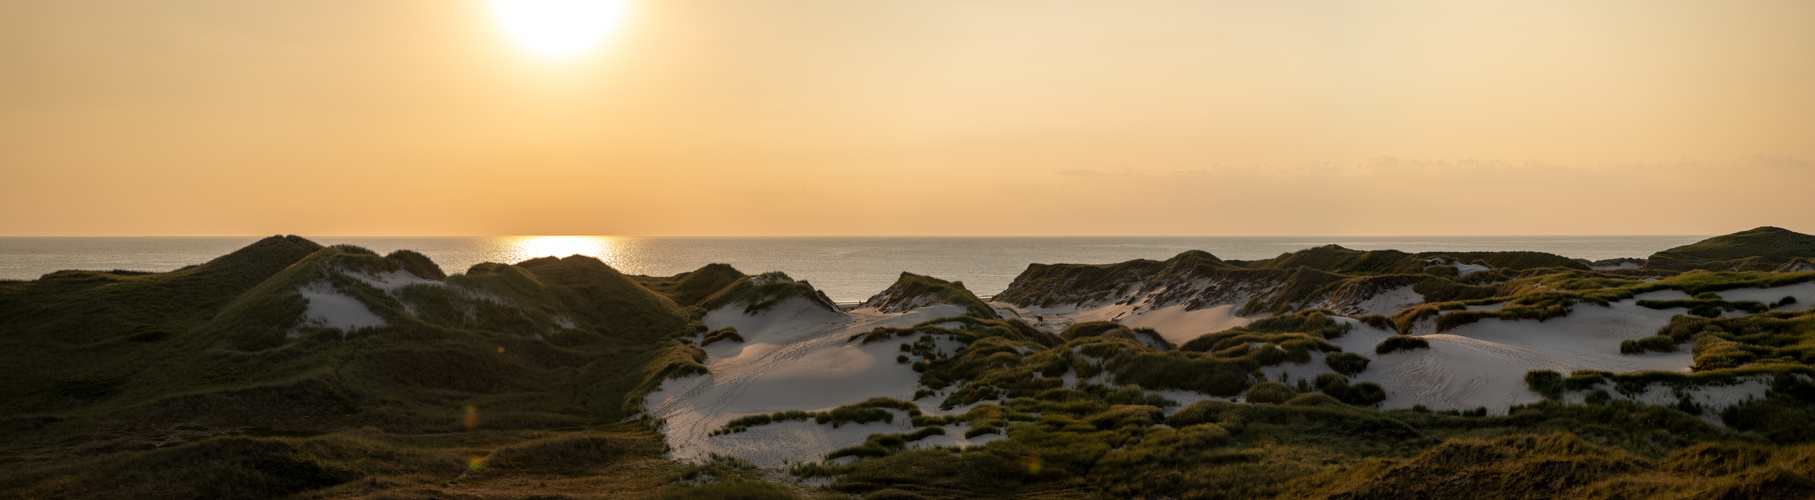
top-left (507, 236), bottom-right (617, 264)
top-left (487, 0), bottom-right (628, 60)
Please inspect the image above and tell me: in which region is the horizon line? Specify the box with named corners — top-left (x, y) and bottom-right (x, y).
top-left (0, 233), bottom-right (1724, 239)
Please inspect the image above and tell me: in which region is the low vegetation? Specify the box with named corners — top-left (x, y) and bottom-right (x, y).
top-left (6, 228), bottom-right (1815, 498)
top-left (1375, 335), bottom-right (1431, 354)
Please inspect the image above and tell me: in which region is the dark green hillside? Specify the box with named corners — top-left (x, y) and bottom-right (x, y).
top-left (0, 235), bottom-right (321, 346)
top-left (631, 262), bottom-right (749, 308)
top-left (998, 245), bottom-right (1583, 318)
top-left (1236, 245), bottom-right (1425, 274)
top-left (1646, 226), bottom-right (1815, 272)
top-left (513, 255), bottom-right (689, 337)
top-left (700, 271), bottom-right (841, 315)
top-left (1232, 245), bottom-right (1586, 274)
top-left (860, 272), bottom-right (998, 319)
top-left (993, 259), bottom-right (1171, 308)
top-left (0, 237), bottom-right (775, 498)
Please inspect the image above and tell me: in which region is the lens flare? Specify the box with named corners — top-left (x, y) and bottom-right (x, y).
top-left (463, 404), bottom-right (481, 431)
top-left (506, 236), bottom-right (615, 262)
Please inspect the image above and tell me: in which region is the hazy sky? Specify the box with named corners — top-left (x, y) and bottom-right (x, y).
top-left (2, 0), bottom-right (1811, 236)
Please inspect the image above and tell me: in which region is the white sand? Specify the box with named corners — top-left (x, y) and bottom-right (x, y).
top-left (1118, 304), bottom-right (1251, 345)
top-left (348, 268), bottom-right (438, 292)
top-left (1711, 281), bottom-right (1815, 309)
top-left (1320, 286), bottom-right (1812, 414)
top-left (1000, 301), bottom-right (1251, 347)
top-left (1347, 298), bottom-right (1694, 413)
top-left (1348, 285), bottom-right (1425, 317)
top-left (647, 295), bottom-right (991, 467)
top-left (1426, 258), bottom-right (1491, 276)
top-left (653, 277), bottom-right (1815, 467)
top-left (296, 283), bottom-right (386, 336)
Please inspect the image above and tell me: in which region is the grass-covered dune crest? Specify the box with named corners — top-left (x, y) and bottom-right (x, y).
top-left (859, 272), bottom-right (999, 319)
top-left (1645, 226), bottom-right (1815, 272)
top-left (0, 235), bottom-right (818, 498)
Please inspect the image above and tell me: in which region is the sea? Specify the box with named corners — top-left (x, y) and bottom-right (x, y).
top-left (0, 236), bottom-right (1706, 303)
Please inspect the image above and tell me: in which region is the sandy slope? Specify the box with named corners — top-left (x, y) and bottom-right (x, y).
top-left (1329, 288), bottom-right (1794, 414)
top-left (648, 280), bottom-right (1813, 466)
top-left (646, 299), bottom-right (989, 467)
top-left (1713, 281), bottom-right (1815, 308)
top-left (999, 301), bottom-right (1251, 346)
top-left (297, 283), bottom-right (385, 335)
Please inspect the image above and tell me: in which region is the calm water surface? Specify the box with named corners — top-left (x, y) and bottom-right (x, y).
top-left (0, 236), bottom-right (1706, 302)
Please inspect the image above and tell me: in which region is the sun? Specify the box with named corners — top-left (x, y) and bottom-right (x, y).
top-left (507, 236), bottom-right (617, 263)
top-left (486, 0), bottom-right (629, 60)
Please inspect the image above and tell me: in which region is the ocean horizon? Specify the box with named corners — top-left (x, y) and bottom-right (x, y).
top-left (0, 235), bottom-right (1708, 303)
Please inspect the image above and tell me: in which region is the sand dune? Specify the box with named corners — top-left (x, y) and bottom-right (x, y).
top-left (648, 279), bottom-right (1812, 467)
top-left (647, 299), bottom-right (983, 466)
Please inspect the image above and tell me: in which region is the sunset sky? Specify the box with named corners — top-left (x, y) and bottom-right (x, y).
top-left (2, 0), bottom-right (1811, 236)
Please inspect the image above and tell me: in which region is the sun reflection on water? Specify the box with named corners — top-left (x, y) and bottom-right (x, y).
top-left (501, 236), bottom-right (622, 268)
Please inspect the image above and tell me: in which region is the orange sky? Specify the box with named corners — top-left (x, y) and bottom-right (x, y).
top-left (2, 0), bottom-right (1811, 236)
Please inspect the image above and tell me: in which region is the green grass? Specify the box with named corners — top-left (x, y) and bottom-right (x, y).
top-left (1376, 335), bottom-right (1431, 354)
top-left (700, 272), bottom-right (841, 315)
top-left (1645, 226), bottom-right (1815, 272)
top-left (0, 236), bottom-right (773, 498)
top-left (701, 327), bottom-right (744, 347)
top-left (863, 273), bottom-right (999, 319)
top-left (1326, 352), bottom-right (1371, 376)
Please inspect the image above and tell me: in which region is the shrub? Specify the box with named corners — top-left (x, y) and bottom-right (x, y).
top-left (1694, 336), bottom-right (1757, 370)
top-left (702, 327), bottom-right (744, 347)
top-left (1435, 311), bottom-right (1496, 332)
top-left (1375, 335), bottom-right (1431, 355)
top-left (1245, 382), bottom-right (1297, 404)
top-left (1524, 370), bottom-right (1565, 400)
top-left (1347, 382), bottom-right (1387, 407)
top-left (1585, 389), bottom-right (1612, 405)
top-left (1314, 373), bottom-right (1348, 392)
top-left (1620, 336), bottom-right (1679, 354)
top-left (1565, 371), bottom-right (1609, 391)
top-left (1353, 314), bottom-right (1395, 331)
top-left (1325, 352), bottom-right (1370, 376)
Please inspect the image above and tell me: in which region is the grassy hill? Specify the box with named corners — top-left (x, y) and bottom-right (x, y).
top-left (1646, 226), bottom-right (1815, 272)
top-left (0, 236), bottom-right (795, 498)
top-left (994, 245), bottom-right (1543, 316)
top-left (860, 272), bottom-right (999, 319)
